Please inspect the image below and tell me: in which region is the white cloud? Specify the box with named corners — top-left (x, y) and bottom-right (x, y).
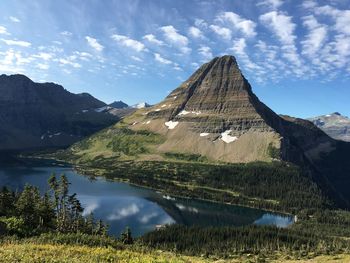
top-left (160, 25), bottom-right (188, 46)
top-left (36, 63), bottom-right (50, 70)
top-left (0, 49), bottom-right (33, 73)
top-left (9, 16), bottom-right (20, 23)
top-left (209, 25), bottom-right (231, 40)
top-left (74, 51), bottom-right (93, 61)
top-left (0, 26), bottom-right (9, 35)
top-left (85, 36), bottom-right (104, 52)
top-left (260, 11), bottom-right (296, 46)
top-left (131, 55), bottom-right (143, 62)
top-left (217, 12), bottom-right (257, 37)
top-left (34, 52), bottom-right (54, 61)
top-left (257, 0), bottom-right (283, 10)
top-left (107, 203), bottom-right (140, 221)
top-left (61, 31), bottom-right (72, 36)
top-left (2, 39), bottom-right (31, 47)
top-left (230, 38), bottom-right (262, 72)
top-left (194, 19), bottom-right (208, 28)
top-left (154, 53), bottom-right (172, 64)
top-left (160, 25), bottom-right (190, 53)
top-left (111, 34), bottom-right (146, 52)
top-left (315, 5), bottom-right (350, 36)
top-left (259, 11), bottom-right (302, 67)
top-left (301, 15), bottom-right (328, 57)
top-left (188, 26), bottom-right (204, 38)
top-left (198, 46), bottom-right (213, 60)
top-left (58, 58), bottom-right (81, 68)
top-left (143, 34), bottom-right (164, 45)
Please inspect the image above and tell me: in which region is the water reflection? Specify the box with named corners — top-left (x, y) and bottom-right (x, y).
top-left (0, 159), bottom-right (294, 237)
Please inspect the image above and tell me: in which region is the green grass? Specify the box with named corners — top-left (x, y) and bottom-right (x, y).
top-left (62, 125), bottom-right (164, 162)
top-left (163, 152), bottom-right (209, 162)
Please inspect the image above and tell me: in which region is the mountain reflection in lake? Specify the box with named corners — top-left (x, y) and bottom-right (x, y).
top-left (0, 159), bottom-right (294, 237)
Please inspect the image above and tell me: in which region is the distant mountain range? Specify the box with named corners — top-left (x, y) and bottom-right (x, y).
top-left (0, 74), bottom-right (122, 151)
top-left (308, 113), bottom-right (350, 142)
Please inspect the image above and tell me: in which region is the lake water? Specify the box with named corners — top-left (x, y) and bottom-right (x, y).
top-left (0, 159), bottom-right (294, 237)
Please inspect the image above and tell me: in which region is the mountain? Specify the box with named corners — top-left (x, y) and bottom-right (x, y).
top-left (65, 56), bottom-right (350, 207)
top-left (109, 100), bottom-right (129, 109)
top-left (0, 74), bottom-right (120, 151)
top-left (132, 102), bottom-right (151, 109)
top-left (308, 112), bottom-right (350, 142)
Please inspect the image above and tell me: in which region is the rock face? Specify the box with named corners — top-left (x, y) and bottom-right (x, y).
top-left (308, 113), bottom-right (350, 142)
top-left (148, 56), bottom-right (278, 134)
top-left (0, 74), bottom-right (119, 151)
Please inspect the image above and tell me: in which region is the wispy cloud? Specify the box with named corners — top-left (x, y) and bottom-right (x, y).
top-left (0, 26), bottom-right (9, 35)
top-left (188, 26), bottom-right (204, 39)
top-left (154, 53), bottom-right (172, 64)
top-left (143, 34), bottom-right (164, 45)
top-left (85, 36), bottom-right (104, 52)
top-left (9, 16), bottom-right (21, 23)
top-left (257, 0), bottom-right (283, 10)
top-left (209, 25), bottom-right (231, 40)
top-left (217, 12), bottom-right (257, 37)
top-left (2, 39), bottom-right (31, 47)
top-left (198, 46), bottom-right (213, 61)
top-left (111, 34), bottom-right (146, 52)
top-left (61, 31), bottom-right (73, 37)
top-left (259, 11), bottom-right (302, 68)
top-left (160, 25), bottom-right (191, 53)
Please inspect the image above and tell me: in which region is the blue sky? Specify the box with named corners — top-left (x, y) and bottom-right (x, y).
top-left (0, 0), bottom-right (349, 118)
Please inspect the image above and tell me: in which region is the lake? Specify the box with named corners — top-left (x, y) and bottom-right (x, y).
top-left (0, 159), bottom-right (294, 237)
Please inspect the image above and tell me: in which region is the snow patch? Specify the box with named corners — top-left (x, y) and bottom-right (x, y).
top-left (165, 121), bottom-right (178, 129)
top-left (155, 108), bottom-right (161, 112)
top-left (146, 120), bottom-right (151, 124)
top-left (191, 111), bottom-right (201, 115)
top-left (132, 122), bottom-right (137, 126)
top-left (200, 133), bottom-right (209, 137)
top-left (178, 110), bottom-right (190, 116)
top-left (81, 109), bottom-right (89, 113)
top-left (95, 106), bottom-right (111, 112)
top-left (221, 130), bottom-right (238, 143)
top-left (161, 104), bottom-right (167, 108)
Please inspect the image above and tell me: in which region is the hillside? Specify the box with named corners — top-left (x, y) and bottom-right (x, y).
top-left (1, 242), bottom-right (349, 263)
top-left (0, 74), bottom-right (120, 151)
top-left (308, 112), bottom-right (350, 142)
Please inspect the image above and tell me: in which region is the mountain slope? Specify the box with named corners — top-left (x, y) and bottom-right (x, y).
top-left (308, 112), bottom-right (350, 142)
top-left (0, 74), bottom-right (120, 151)
top-left (64, 55), bottom-right (350, 208)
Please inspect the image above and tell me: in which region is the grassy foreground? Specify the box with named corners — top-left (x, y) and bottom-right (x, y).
top-left (0, 243), bottom-right (205, 263)
top-left (1, 243), bottom-right (350, 263)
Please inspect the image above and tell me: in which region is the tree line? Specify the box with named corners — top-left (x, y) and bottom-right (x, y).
top-left (0, 174), bottom-right (107, 237)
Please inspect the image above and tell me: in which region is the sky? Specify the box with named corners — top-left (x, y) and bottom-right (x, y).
top-left (0, 0), bottom-right (349, 118)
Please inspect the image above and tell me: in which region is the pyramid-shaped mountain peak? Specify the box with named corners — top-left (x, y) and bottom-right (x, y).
top-left (147, 55), bottom-right (277, 136)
